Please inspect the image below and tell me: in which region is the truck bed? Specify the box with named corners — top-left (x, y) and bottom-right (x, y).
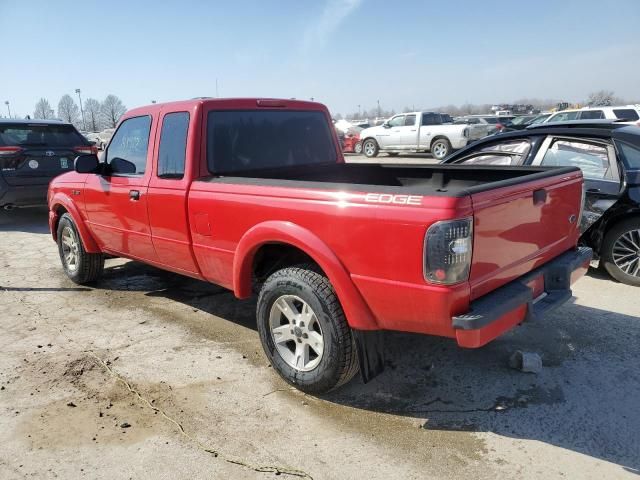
top-left (200, 162), bottom-right (578, 197)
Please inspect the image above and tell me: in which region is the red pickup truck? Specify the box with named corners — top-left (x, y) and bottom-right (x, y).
top-left (48, 98), bottom-right (592, 393)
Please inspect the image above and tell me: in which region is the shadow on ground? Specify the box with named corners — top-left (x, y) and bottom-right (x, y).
top-left (0, 207), bottom-right (50, 234)
top-left (84, 259), bottom-right (640, 473)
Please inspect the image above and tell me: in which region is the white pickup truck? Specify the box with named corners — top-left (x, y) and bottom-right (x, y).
top-left (359, 112), bottom-right (486, 160)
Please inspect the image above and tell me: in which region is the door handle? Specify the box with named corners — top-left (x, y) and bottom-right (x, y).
top-left (129, 190), bottom-right (141, 201)
top-left (587, 188), bottom-right (601, 193)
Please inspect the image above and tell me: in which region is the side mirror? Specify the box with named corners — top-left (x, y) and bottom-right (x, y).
top-left (74, 154), bottom-right (100, 174)
top-left (382, 122), bottom-right (390, 129)
top-left (109, 157), bottom-right (137, 174)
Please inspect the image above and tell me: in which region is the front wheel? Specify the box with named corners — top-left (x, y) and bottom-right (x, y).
top-left (354, 141), bottom-right (362, 154)
top-left (362, 139), bottom-right (379, 158)
top-left (431, 138), bottom-right (451, 160)
top-left (601, 218), bottom-right (640, 286)
top-left (256, 266), bottom-right (359, 393)
top-left (57, 213), bottom-right (104, 284)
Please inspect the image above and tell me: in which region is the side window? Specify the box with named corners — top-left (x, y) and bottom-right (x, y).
top-left (548, 111), bottom-right (579, 123)
top-left (613, 109), bottom-right (640, 121)
top-left (421, 113), bottom-right (438, 126)
top-left (616, 141), bottom-right (640, 168)
top-left (579, 110), bottom-right (605, 120)
top-left (404, 114), bottom-right (416, 126)
top-left (106, 116), bottom-right (151, 175)
top-left (157, 112), bottom-right (189, 179)
top-left (541, 139), bottom-right (613, 180)
top-left (388, 115), bottom-right (405, 127)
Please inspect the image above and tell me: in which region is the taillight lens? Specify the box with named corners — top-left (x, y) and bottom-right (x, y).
top-left (74, 145), bottom-right (98, 155)
top-left (0, 146), bottom-right (23, 156)
top-left (424, 217), bottom-right (473, 285)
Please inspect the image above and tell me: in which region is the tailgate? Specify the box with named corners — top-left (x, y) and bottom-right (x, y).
top-left (468, 167), bottom-right (583, 300)
top-left (466, 125), bottom-right (487, 140)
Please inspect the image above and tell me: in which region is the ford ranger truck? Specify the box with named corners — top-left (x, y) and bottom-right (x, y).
top-left (47, 98), bottom-right (592, 394)
top-left (359, 111), bottom-right (487, 160)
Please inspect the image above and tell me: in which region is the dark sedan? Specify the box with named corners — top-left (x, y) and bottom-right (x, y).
top-left (442, 120), bottom-right (640, 286)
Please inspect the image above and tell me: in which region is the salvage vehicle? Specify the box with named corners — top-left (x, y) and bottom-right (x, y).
top-left (0, 119), bottom-right (96, 209)
top-left (455, 115), bottom-right (515, 136)
top-left (442, 120), bottom-right (640, 286)
top-left (48, 98), bottom-right (591, 393)
top-left (545, 106), bottom-right (640, 125)
top-left (359, 112), bottom-right (486, 160)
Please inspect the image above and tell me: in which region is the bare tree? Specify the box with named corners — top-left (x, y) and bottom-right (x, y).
top-left (84, 98), bottom-right (102, 132)
top-left (100, 94), bottom-right (126, 128)
top-left (586, 90), bottom-right (617, 107)
top-left (57, 95), bottom-right (80, 125)
top-left (34, 98), bottom-right (53, 119)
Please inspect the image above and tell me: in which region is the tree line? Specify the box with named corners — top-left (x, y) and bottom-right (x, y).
top-left (32, 94), bottom-right (127, 132)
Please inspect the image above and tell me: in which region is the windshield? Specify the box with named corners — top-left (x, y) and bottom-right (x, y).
top-left (207, 110), bottom-right (337, 174)
top-left (0, 123), bottom-right (85, 147)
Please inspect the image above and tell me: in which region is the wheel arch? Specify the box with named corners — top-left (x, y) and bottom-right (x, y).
top-left (430, 135), bottom-right (451, 149)
top-left (233, 221), bottom-right (379, 330)
top-left (49, 193), bottom-right (101, 253)
top-left (587, 207), bottom-right (640, 255)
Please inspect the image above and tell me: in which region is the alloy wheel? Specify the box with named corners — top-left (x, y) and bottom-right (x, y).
top-left (612, 229), bottom-right (640, 277)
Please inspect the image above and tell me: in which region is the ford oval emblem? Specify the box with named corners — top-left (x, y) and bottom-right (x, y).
top-left (45, 150), bottom-right (55, 157)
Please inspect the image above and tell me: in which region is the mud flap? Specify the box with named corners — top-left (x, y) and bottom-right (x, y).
top-left (352, 329), bottom-right (385, 383)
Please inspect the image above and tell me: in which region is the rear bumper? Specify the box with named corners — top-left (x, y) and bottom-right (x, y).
top-left (0, 177), bottom-right (48, 207)
top-left (452, 247), bottom-right (592, 348)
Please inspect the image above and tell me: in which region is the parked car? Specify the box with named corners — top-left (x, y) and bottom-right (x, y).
top-left (454, 115), bottom-right (514, 136)
top-left (83, 132), bottom-right (102, 147)
top-left (502, 114), bottom-right (539, 130)
top-left (48, 98), bottom-right (590, 393)
top-left (0, 119), bottom-right (96, 209)
top-left (359, 111), bottom-right (486, 160)
top-left (95, 128), bottom-right (115, 150)
top-left (545, 106), bottom-right (640, 125)
top-left (441, 120), bottom-right (640, 286)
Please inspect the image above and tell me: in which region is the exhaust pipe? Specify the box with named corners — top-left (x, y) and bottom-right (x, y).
top-left (2, 204), bottom-right (16, 211)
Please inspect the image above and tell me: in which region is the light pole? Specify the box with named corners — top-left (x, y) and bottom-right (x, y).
top-left (357, 104), bottom-right (361, 118)
top-left (4, 101), bottom-right (10, 118)
top-left (377, 99), bottom-right (380, 118)
top-left (75, 89), bottom-right (86, 131)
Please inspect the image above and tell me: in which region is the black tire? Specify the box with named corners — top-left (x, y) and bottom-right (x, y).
top-left (362, 138), bottom-right (379, 158)
top-left (387, 152), bottom-right (399, 157)
top-left (57, 213), bottom-right (104, 284)
top-left (257, 266), bottom-right (359, 394)
top-left (431, 138), bottom-right (451, 160)
top-left (601, 217), bottom-right (640, 286)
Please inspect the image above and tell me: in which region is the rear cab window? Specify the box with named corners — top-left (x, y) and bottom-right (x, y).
top-left (206, 110), bottom-right (337, 174)
top-left (106, 116), bottom-right (152, 175)
top-left (0, 123), bottom-right (85, 147)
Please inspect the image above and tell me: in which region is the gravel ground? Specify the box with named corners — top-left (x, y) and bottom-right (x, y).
top-left (1, 208), bottom-right (639, 480)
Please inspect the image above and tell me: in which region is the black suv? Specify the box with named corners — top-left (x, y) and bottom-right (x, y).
top-left (442, 120), bottom-right (640, 286)
top-left (0, 119), bottom-right (95, 209)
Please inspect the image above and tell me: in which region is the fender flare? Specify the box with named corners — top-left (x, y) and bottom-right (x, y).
top-left (49, 193), bottom-right (101, 253)
top-left (233, 220), bottom-right (379, 331)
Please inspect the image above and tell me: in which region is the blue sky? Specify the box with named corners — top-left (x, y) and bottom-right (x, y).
top-left (1, 0), bottom-right (639, 118)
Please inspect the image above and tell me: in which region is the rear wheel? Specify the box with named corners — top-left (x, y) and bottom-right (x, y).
top-left (362, 139), bottom-right (379, 158)
top-left (257, 266), bottom-right (359, 393)
top-left (601, 218), bottom-right (640, 286)
top-left (57, 213), bottom-right (104, 284)
top-left (431, 138), bottom-right (451, 160)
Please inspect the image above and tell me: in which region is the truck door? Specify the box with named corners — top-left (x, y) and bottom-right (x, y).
top-left (84, 115), bottom-right (158, 261)
top-left (147, 110), bottom-right (201, 277)
top-left (418, 113), bottom-right (439, 147)
top-left (379, 115), bottom-right (405, 148)
top-left (400, 114), bottom-right (418, 147)
top-left (532, 136), bottom-right (623, 233)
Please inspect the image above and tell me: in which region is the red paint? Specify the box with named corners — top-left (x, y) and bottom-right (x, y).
top-left (48, 98), bottom-right (588, 348)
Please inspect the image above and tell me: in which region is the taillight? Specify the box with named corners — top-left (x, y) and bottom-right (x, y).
top-left (0, 146), bottom-right (23, 156)
top-left (424, 217), bottom-right (473, 285)
top-left (74, 145), bottom-right (98, 155)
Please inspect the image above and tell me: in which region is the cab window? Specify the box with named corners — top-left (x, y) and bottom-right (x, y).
top-left (106, 116), bottom-right (151, 175)
top-left (579, 110), bottom-right (605, 120)
top-left (540, 139), bottom-right (613, 180)
top-left (387, 116), bottom-right (405, 127)
top-left (404, 114), bottom-right (416, 126)
top-left (157, 112), bottom-right (189, 179)
top-left (548, 111), bottom-right (579, 123)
